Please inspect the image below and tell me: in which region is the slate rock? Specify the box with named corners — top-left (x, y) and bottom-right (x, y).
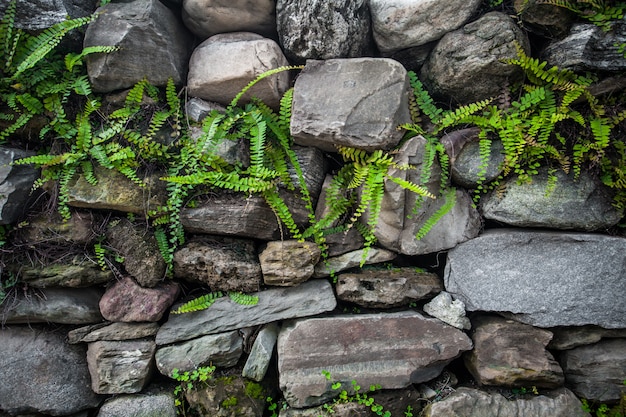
top-left (84, 0), bottom-right (193, 92)
top-left (185, 375), bottom-right (266, 417)
top-left (187, 32), bottom-right (290, 109)
top-left (0, 147), bottom-right (39, 225)
top-left (445, 229), bottom-right (626, 328)
top-left (291, 58), bottom-right (411, 152)
top-left (155, 331), bottom-right (243, 376)
top-left (369, 0), bottom-right (482, 53)
top-left (87, 339), bottom-right (156, 394)
top-left (560, 338), bottom-right (626, 403)
top-left (481, 167), bottom-right (623, 231)
top-left (0, 0), bottom-right (98, 30)
top-left (243, 323), bottom-right (280, 382)
top-left (464, 315), bottom-right (564, 388)
top-left (423, 291), bottom-right (471, 330)
top-left (156, 279), bottom-right (336, 345)
top-left (96, 389), bottom-right (177, 417)
top-left (548, 326), bottom-right (626, 350)
top-left (335, 267), bottom-right (443, 308)
top-left (1, 287), bottom-right (103, 325)
top-left (276, 0), bottom-right (373, 63)
top-left (99, 275), bottom-right (180, 322)
top-left (173, 237), bottom-right (262, 293)
top-left (182, 0), bottom-right (276, 40)
top-left (422, 387), bottom-right (590, 417)
top-left (312, 247), bottom-right (397, 278)
top-left (68, 322), bottom-right (160, 344)
top-left (15, 254), bottom-right (113, 288)
top-left (185, 97), bottom-right (226, 123)
top-left (277, 311), bottom-right (473, 408)
top-left (0, 326), bottom-right (102, 415)
top-left (420, 12), bottom-right (530, 104)
top-left (259, 240), bottom-right (321, 286)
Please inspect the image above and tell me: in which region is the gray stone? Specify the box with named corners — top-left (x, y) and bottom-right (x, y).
top-left (369, 0), bottom-right (482, 53)
top-left (15, 254), bottom-right (113, 288)
top-left (185, 98), bottom-right (226, 123)
top-left (423, 292), bottom-right (471, 330)
top-left (187, 32), bottom-right (290, 109)
top-left (0, 326), bottom-right (102, 415)
top-left (422, 387), bottom-right (590, 417)
top-left (420, 12), bottom-right (530, 104)
top-left (96, 389), bottom-right (177, 417)
top-left (87, 339), bottom-right (156, 394)
top-left (276, 0), bottom-right (373, 62)
top-left (156, 279), bottom-right (336, 345)
top-left (335, 267), bottom-right (443, 308)
top-left (99, 275), bottom-right (180, 322)
top-left (184, 375), bottom-right (266, 417)
top-left (173, 237), bottom-right (262, 293)
top-left (277, 311), bottom-right (472, 408)
top-left (464, 315), bottom-right (564, 388)
top-left (560, 338), bottom-right (626, 403)
top-left (514, 0), bottom-right (574, 39)
top-left (68, 322), bottom-right (160, 344)
top-left (0, 0), bottom-right (98, 30)
top-left (0, 147), bottom-right (39, 225)
top-left (242, 322), bottom-right (280, 381)
top-left (182, 0), bottom-right (276, 40)
top-left (155, 331), bottom-right (243, 376)
top-left (1, 287), bottom-right (103, 325)
top-left (188, 126), bottom-right (249, 166)
top-left (312, 248), bottom-right (397, 278)
top-left (548, 326), bottom-right (626, 350)
top-left (445, 229), bottom-right (626, 328)
top-left (106, 218), bottom-right (167, 287)
top-left (291, 58), bottom-right (411, 152)
top-left (481, 167), bottom-right (623, 231)
top-left (259, 240), bottom-right (321, 286)
top-left (84, 0), bottom-right (193, 92)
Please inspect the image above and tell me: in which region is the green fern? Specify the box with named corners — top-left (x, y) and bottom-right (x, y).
top-left (228, 291), bottom-right (259, 306)
top-left (171, 292), bottom-right (223, 314)
top-left (415, 188), bottom-right (457, 240)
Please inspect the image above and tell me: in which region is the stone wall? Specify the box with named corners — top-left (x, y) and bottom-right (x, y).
top-left (1, 0), bottom-right (625, 416)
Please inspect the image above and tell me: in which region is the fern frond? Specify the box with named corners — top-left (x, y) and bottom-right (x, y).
top-left (228, 65), bottom-right (303, 109)
top-left (415, 188), bottom-right (457, 240)
top-left (437, 98), bottom-right (493, 131)
top-left (228, 292), bottom-right (259, 306)
top-left (171, 292), bottom-right (224, 314)
top-left (407, 71), bottom-right (443, 124)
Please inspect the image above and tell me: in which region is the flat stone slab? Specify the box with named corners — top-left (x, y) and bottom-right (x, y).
top-left (277, 311), bottom-right (472, 408)
top-left (445, 229), bottom-right (626, 328)
top-left (156, 279), bottom-right (336, 345)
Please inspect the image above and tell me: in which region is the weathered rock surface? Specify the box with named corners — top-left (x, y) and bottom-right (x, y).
top-left (106, 219), bottom-right (167, 287)
top-left (423, 291), bottom-right (471, 330)
top-left (559, 338), bottom-right (626, 403)
top-left (0, 0), bottom-right (98, 30)
top-left (96, 389), bottom-right (177, 417)
top-left (445, 229), bottom-right (626, 328)
top-left (312, 247), bottom-right (397, 278)
top-left (369, 0), bottom-right (482, 53)
top-left (1, 287), bottom-right (103, 324)
top-left (420, 12), bottom-right (530, 104)
top-left (0, 147), bottom-right (39, 225)
top-left (465, 315), bottom-right (564, 388)
top-left (84, 0), bottom-right (193, 92)
top-left (278, 311), bottom-right (473, 407)
top-left (157, 279), bottom-right (336, 345)
top-left (481, 167), bottom-right (623, 231)
top-left (514, 0), bottom-right (574, 39)
top-left (185, 375), bottom-right (266, 417)
top-left (185, 97), bottom-right (226, 123)
top-left (291, 58), bottom-right (411, 152)
top-left (335, 267), bottom-right (442, 308)
top-left (243, 323), bottom-right (280, 382)
top-left (187, 32), bottom-right (290, 109)
top-left (0, 326), bottom-right (102, 415)
top-left (15, 254), bottom-right (113, 288)
top-left (182, 0), bottom-right (276, 40)
top-left (99, 276), bottom-right (180, 322)
top-left (422, 387), bottom-right (590, 417)
top-left (174, 237), bottom-right (262, 292)
top-left (68, 322), bottom-right (160, 344)
top-left (259, 240), bottom-right (321, 286)
top-left (17, 210), bottom-right (98, 246)
top-left (276, 0), bottom-right (373, 62)
top-left (548, 326), bottom-right (626, 350)
top-left (87, 339), bottom-right (156, 394)
top-left (155, 331), bottom-right (243, 376)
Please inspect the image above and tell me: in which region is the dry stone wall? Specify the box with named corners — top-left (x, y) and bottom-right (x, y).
top-left (0, 0), bottom-right (625, 416)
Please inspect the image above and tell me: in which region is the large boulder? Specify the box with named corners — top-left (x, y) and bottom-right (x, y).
top-left (276, 0), bottom-right (373, 62)
top-left (445, 229), bottom-right (626, 328)
top-left (84, 0), bottom-right (194, 92)
top-left (0, 147), bottom-right (39, 225)
top-left (290, 58), bottom-right (411, 152)
top-left (0, 0), bottom-right (98, 30)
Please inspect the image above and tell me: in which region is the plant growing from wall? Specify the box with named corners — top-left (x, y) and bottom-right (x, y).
top-left (170, 291), bottom-right (258, 314)
top-left (171, 365), bottom-right (216, 416)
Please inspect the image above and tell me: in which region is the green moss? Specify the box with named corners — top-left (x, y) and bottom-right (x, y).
top-left (244, 380), bottom-right (264, 399)
top-left (221, 396), bottom-right (238, 408)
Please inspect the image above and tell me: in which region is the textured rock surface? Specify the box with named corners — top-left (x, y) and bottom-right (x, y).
top-left (291, 58), bottom-right (411, 152)
top-left (278, 311), bottom-right (473, 407)
top-left (0, 147), bottom-right (39, 225)
top-left (185, 375), bottom-right (266, 417)
top-left (420, 12), bottom-right (530, 104)
top-left (335, 268), bottom-right (442, 308)
top-left (560, 338), bottom-right (626, 402)
top-left (445, 229), bottom-right (626, 328)
top-left (514, 0), bottom-right (574, 38)
top-left (369, 0), bottom-right (482, 53)
top-left (312, 248), bottom-right (397, 278)
top-left (422, 387), bottom-right (590, 417)
top-left (157, 279), bottom-right (336, 345)
top-left (259, 240), bottom-right (321, 286)
top-left (84, 0), bottom-right (193, 92)
top-left (0, 326), bottom-right (102, 415)
top-left (15, 254), bottom-right (113, 288)
top-left (481, 168), bottom-right (623, 231)
top-left (423, 292), bottom-right (471, 330)
top-left (96, 389), bottom-right (177, 417)
top-left (187, 32), bottom-right (290, 109)
top-left (17, 211), bottom-right (98, 246)
top-left (87, 339), bottom-right (156, 394)
top-left (276, 0), bottom-right (373, 62)
top-left (548, 326), bottom-right (626, 350)
top-left (0, 0), bottom-right (98, 30)
top-left (243, 323), bottom-right (280, 381)
top-left (68, 322), bottom-right (160, 344)
top-left (465, 315), bottom-right (564, 388)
